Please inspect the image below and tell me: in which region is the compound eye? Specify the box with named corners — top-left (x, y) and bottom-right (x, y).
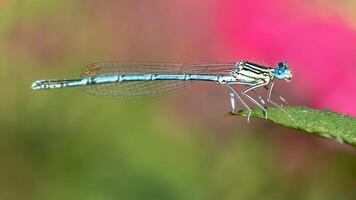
top-left (274, 67), bottom-right (286, 79)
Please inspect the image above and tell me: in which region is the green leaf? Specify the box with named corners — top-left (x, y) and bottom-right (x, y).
top-left (232, 106), bottom-right (356, 147)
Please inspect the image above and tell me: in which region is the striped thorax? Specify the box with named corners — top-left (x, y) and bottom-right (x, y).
top-left (229, 60), bottom-right (273, 85)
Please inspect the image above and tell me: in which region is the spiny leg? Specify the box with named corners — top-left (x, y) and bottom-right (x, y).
top-left (241, 82), bottom-right (269, 119)
top-left (229, 90), bottom-right (265, 112)
top-left (266, 81), bottom-right (294, 120)
top-left (229, 90), bottom-right (267, 112)
top-left (252, 89), bottom-right (267, 109)
top-left (227, 84), bottom-right (252, 123)
top-left (264, 85), bottom-right (289, 107)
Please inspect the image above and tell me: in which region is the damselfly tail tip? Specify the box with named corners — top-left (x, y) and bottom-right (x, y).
top-left (31, 80), bottom-right (48, 90)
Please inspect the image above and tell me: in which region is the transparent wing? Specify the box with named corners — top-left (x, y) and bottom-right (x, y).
top-left (80, 61), bottom-right (235, 99)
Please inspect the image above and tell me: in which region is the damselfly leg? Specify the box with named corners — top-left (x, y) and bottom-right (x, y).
top-left (229, 92), bottom-right (236, 112)
top-left (252, 89), bottom-right (267, 108)
top-left (266, 81), bottom-right (294, 120)
top-left (241, 82), bottom-right (269, 119)
top-left (265, 82), bottom-right (289, 107)
top-left (227, 84), bottom-right (252, 122)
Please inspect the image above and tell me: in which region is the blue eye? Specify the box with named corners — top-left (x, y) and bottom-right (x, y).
top-left (274, 62), bottom-right (288, 79)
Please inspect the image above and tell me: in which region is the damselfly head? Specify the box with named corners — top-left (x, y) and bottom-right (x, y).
top-left (274, 61), bottom-right (292, 81)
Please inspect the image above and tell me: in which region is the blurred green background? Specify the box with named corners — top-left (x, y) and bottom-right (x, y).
top-left (0, 0), bottom-right (355, 200)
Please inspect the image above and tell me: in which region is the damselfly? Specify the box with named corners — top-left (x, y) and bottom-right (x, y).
top-left (31, 60), bottom-right (293, 122)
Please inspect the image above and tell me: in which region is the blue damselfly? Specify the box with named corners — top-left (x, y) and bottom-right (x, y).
top-left (31, 60), bottom-right (293, 122)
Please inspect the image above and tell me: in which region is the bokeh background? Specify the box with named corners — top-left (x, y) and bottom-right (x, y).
top-left (1, 0), bottom-right (355, 199)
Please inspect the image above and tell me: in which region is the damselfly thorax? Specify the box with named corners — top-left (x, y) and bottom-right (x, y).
top-left (227, 61), bottom-right (274, 85)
